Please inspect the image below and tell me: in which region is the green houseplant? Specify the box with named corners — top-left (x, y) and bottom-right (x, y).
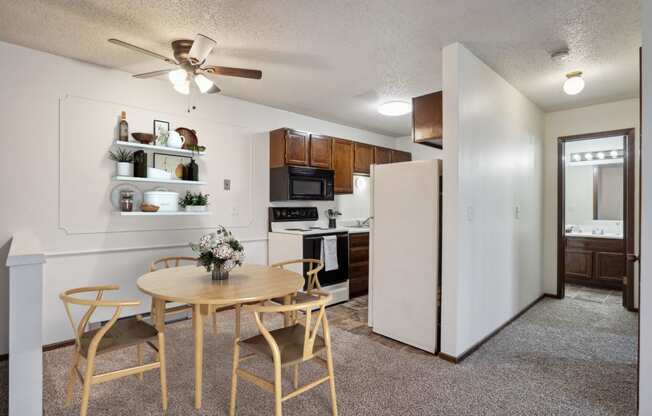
top-left (108, 148), bottom-right (134, 177)
top-left (179, 191), bottom-right (209, 212)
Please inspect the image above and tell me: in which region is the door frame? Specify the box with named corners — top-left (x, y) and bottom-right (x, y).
top-left (557, 128), bottom-right (637, 309)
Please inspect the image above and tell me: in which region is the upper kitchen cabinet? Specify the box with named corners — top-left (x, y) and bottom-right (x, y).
top-left (412, 91), bottom-right (442, 148)
top-left (374, 146), bottom-right (392, 165)
top-left (270, 128), bottom-right (309, 167)
top-left (391, 149), bottom-right (412, 163)
top-left (354, 142), bottom-right (374, 175)
top-left (332, 138), bottom-right (354, 194)
top-left (309, 134), bottom-right (332, 169)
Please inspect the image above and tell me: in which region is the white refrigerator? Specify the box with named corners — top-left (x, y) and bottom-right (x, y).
top-left (369, 159), bottom-right (441, 353)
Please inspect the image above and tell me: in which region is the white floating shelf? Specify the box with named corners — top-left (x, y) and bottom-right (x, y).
top-left (114, 211), bottom-right (211, 216)
top-left (112, 141), bottom-right (206, 157)
top-left (113, 176), bottom-right (207, 186)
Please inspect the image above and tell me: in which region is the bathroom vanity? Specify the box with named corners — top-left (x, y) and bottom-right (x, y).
top-left (564, 234), bottom-right (625, 289)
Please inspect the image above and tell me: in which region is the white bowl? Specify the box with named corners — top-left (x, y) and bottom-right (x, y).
top-left (147, 167), bottom-right (172, 180)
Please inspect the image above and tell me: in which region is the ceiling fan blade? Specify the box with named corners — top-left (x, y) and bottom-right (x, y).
top-left (108, 38), bottom-right (177, 64)
top-left (203, 65), bottom-right (263, 80)
top-left (188, 34), bottom-right (216, 65)
top-left (133, 69), bottom-right (174, 79)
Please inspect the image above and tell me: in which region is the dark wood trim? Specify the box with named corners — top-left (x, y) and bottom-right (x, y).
top-left (557, 128), bottom-right (635, 299)
top-left (557, 139), bottom-right (566, 298)
top-left (437, 294), bottom-right (545, 364)
top-left (43, 339), bottom-right (75, 352)
top-left (0, 353), bottom-right (7, 362)
top-left (624, 130), bottom-right (637, 310)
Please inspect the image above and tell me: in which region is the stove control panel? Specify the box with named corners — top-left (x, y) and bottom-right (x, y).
top-left (269, 206), bottom-right (319, 222)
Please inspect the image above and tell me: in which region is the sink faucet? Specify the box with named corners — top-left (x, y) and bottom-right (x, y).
top-left (360, 217), bottom-right (372, 227)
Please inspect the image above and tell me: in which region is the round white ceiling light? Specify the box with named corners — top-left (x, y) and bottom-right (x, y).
top-left (378, 101), bottom-right (412, 116)
top-left (563, 71), bottom-right (585, 95)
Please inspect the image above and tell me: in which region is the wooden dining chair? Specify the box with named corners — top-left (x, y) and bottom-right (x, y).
top-left (270, 259), bottom-right (324, 324)
top-left (60, 285), bottom-right (167, 416)
top-left (149, 256), bottom-right (222, 335)
top-left (229, 291), bottom-right (337, 416)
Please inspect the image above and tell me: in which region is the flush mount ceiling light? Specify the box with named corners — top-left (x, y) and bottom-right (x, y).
top-left (563, 71), bottom-right (585, 95)
top-left (378, 101), bottom-right (412, 116)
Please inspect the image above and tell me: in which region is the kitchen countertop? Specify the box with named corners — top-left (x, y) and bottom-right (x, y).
top-left (565, 232), bottom-right (623, 240)
top-left (341, 226), bottom-right (370, 234)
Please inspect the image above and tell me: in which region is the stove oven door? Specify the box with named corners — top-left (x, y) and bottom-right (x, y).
top-left (302, 232), bottom-right (349, 288)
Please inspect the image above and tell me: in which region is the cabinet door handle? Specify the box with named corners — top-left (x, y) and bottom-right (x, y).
top-left (626, 254), bottom-right (639, 262)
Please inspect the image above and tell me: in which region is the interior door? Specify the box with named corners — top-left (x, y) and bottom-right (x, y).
top-left (624, 130), bottom-right (637, 310)
top-left (371, 159), bottom-right (440, 353)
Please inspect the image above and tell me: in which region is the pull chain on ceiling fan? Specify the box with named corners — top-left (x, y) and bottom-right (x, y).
top-left (108, 34), bottom-right (262, 96)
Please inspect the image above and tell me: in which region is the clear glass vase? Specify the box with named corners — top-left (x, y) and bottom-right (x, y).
top-left (211, 263), bottom-right (229, 281)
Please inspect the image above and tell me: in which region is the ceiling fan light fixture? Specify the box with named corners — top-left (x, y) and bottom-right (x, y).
top-left (173, 81), bottom-right (190, 95)
top-left (378, 100), bottom-right (412, 116)
top-left (188, 34), bottom-right (217, 64)
top-left (194, 74), bottom-right (214, 93)
top-left (563, 71), bottom-right (584, 95)
top-left (169, 68), bottom-right (188, 85)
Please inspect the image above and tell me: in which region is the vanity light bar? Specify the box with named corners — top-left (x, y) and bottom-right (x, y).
top-left (570, 149), bottom-right (623, 162)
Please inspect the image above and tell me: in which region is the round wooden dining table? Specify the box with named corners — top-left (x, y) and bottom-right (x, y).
top-left (137, 263), bottom-right (304, 409)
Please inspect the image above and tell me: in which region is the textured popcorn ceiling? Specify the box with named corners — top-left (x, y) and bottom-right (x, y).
top-left (0, 0), bottom-right (641, 136)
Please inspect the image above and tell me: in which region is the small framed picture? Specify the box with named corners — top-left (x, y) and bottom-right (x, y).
top-left (153, 153), bottom-right (190, 179)
top-left (153, 120), bottom-right (170, 138)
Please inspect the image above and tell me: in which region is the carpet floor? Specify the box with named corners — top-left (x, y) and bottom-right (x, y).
top-left (0, 293), bottom-right (639, 415)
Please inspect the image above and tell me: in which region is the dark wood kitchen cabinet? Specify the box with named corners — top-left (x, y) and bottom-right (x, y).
top-left (564, 237), bottom-right (625, 289)
top-left (412, 91), bottom-right (443, 148)
top-left (374, 146), bottom-right (392, 165)
top-left (331, 138), bottom-right (354, 194)
top-left (354, 142), bottom-right (374, 175)
top-left (349, 232), bottom-right (370, 298)
top-left (270, 128), bottom-right (309, 167)
top-left (391, 149), bottom-right (412, 163)
top-left (309, 134), bottom-right (332, 169)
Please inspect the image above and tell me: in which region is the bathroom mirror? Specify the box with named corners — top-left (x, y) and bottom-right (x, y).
top-left (565, 162), bottom-right (623, 225)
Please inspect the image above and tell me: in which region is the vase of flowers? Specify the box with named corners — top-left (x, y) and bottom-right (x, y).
top-left (191, 226), bottom-right (245, 280)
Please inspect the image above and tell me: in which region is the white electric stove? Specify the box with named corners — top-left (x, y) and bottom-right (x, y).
top-left (268, 207), bottom-right (349, 305)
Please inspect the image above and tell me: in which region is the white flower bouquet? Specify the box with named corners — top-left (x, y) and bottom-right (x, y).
top-left (190, 226), bottom-right (245, 279)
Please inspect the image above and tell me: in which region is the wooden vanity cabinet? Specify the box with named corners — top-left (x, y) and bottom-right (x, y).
top-left (270, 128), bottom-right (309, 167)
top-left (354, 143), bottom-right (374, 174)
top-left (391, 149), bottom-right (412, 163)
top-left (349, 233), bottom-right (370, 298)
top-left (564, 237), bottom-right (625, 289)
top-left (331, 138), bottom-right (354, 194)
top-left (309, 134), bottom-right (332, 169)
top-left (412, 91), bottom-right (443, 148)
top-left (374, 147), bottom-right (392, 165)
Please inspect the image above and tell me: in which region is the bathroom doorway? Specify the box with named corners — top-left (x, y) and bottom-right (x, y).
top-left (557, 128), bottom-right (637, 310)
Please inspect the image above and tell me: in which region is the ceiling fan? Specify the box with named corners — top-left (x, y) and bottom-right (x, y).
top-left (108, 34), bottom-right (262, 95)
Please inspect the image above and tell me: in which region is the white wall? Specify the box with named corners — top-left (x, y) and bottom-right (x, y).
top-left (639, 1), bottom-right (651, 413)
top-left (440, 43), bottom-right (544, 357)
top-left (335, 175), bottom-right (371, 222)
top-left (0, 40), bottom-right (397, 352)
top-left (542, 99), bottom-right (640, 295)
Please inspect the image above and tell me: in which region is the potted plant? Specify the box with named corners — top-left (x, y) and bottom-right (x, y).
top-left (191, 226), bottom-right (245, 280)
top-left (325, 208), bottom-right (342, 228)
top-left (108, 148), bottom-right (134, 177)
top-left (179, 191), bottom-right (209, 212)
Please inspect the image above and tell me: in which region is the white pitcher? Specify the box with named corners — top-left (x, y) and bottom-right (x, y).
top-left (167, 131), bottom-right (185, 149)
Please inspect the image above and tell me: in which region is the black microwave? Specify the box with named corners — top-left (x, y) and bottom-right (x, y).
top-left (270, 166), bottom-right (334, 201)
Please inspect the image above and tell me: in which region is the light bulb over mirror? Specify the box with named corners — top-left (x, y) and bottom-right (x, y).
top-left (584, 153), bottom-right (593, 161)
top-left (597, 152), bottom-right (605, 160)
top-left (610, 150), bottom-right (618, 158)
top-left (572, 154), bottom-right (582, 162)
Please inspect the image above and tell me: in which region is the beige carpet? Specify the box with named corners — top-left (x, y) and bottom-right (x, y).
top-left (0, 294), bottom-right (639, 415)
